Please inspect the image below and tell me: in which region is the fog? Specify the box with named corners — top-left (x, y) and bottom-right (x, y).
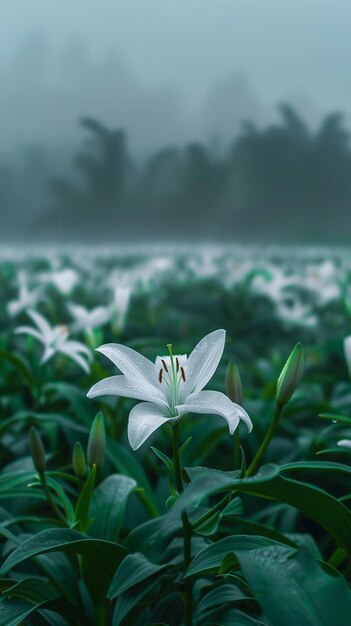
top-left (1, 1), bottom-right (351, 242)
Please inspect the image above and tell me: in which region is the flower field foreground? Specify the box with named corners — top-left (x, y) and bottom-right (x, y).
top-left (0, 246), bottom-right (351, 625)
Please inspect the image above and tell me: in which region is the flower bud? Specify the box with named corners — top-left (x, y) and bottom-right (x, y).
top-left (72, 442), bottom-right (87, 479)
top-left (225, 360), bottom-right (243, 405)
top-left (276, 343), bottom-right (304, 407)
top-left (28, 426), bottom-right (46, 473)
top-left (87, 412), bottom-right (106, 468)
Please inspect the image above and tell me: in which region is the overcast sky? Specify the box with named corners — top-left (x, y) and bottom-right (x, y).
top-left (1, 0), bottom-right (350, 154)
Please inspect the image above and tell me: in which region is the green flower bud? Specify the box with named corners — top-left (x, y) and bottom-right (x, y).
top-left (87, 412), bottom-right (106, 468)
top-left (28, 426), bottom-right (46, 473)
top-left (225, 360), bottom-right (243, 405)
top-left (72, 442), bottom-right (87, 479)
top-left (276, 343), bottom-right (304, 407)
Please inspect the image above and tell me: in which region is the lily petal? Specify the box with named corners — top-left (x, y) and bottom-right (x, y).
top-left (63, 340), bottom-right (92, 359)
top-left (58, 344), bottom-right (91, 373)
top-left (182, 329), bottom-right (226, 397)
top-left (177, 390), bottom-right (252, 435)
top-left (96, 343), bottom-right (157, 386)
top-left (40, 346), bottom-right (56, 364)
top-left (27, 310), bottom-right (52, 340)
top-left (87, 374), bottom-right (168, 406)
top-left (128, 402), bottom-right (173, 450)
top-left (15, 326), bottom-right (43, 342)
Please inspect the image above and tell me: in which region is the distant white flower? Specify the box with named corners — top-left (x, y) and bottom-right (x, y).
top-left (15, 310), bottom-right (91, 373)
top-left (38, 268), bottom-right (79, 295)
top-left (7, 272), bottom-right (42, 317)
top-left (276, 300), bottom-right (318, 328)
top-left (337, 439), bottom-right (351, 449)
top-left (87, 329), bottom-right (252, 450)
top-left (252, 267), bottom-right (295, 302)
top-left (304, 261), bottom-right (340, 304)
top-left (111, 286), bottom-right (132, 330)
top-left (68, 303), bottom-right (111, 333)
top-left (107, 270), bottom-right (135, 330)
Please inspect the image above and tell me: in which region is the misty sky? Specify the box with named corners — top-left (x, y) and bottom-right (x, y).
top-left (1, 0), bottom-right (351, 154)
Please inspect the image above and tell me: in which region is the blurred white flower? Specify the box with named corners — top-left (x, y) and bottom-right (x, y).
top-left (7, 272), bottom-right (42, 317)
top-left (111, 286), bottom-right (132, 330)
top-left (15, 310), bottom-right (91, 372)
top-left (304, 261), bottom-right (340, 304)
top-left (87, 329), bottom-right (252, 450)
top-left (337, 439), bottom-right (351, 449)
top-left (276, 300), bottom-right (318, 328)
top-left (252, 266), bottom-right (295, 302)
top-left (38, 268), bottom-right (79, 295)
top-left (68, 303), bottom-right (111, 333)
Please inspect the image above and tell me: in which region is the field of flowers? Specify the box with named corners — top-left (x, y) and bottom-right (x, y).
top-left (0, 245), bottom-right (351, 625)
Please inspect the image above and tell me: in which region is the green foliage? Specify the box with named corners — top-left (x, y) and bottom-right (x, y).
top-left (1, 252), bottom-right (351, 624)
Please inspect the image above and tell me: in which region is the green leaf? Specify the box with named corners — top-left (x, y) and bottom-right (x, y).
top-left (195, 511), bottom-right (221, 536)
top-left (186, 534), bottom-right (284, 578)
top-left (2, 577), bottom-right (59, 603)
top-left (237, 546), bottom-right (351, 626)
top-left (107, 439), bottom-right (159, 517)
top-left (108, 552), bottom-right (169, 599)
top-left (112, 576), bottom-right (162, 626)
top-left (0, 598), bottom-right (50, 626)
top-left (319, 413), bottom-right (351, 426)
top-left (151, 446), bottom-right (173, 473)
top-left (0, 528), bottom-right (127, 577)
top-left (212, 610), bottom-right (268, 625)
top-left (221, 497), bottom-right (244, 517)
top-left (89, 474), bottom-right (136, 542)
top-left (45, 476), bottom-right (76, 523)
top-left (194, 584), bottom-right (251, 625)
top-left (179, 436), bottom-right (192, 457)
top-left (0, 349), bottom-right (33, 385)
top-left (175, 465), bottom-right (351, 558)
top-left (42, 382), bottom-right (91, 425)
top-left (0, 411), bottom-right (87, 437)
top-left (74, 465), bottom-right (96, 532)
top-left (280, 461), bottom-right (351, 475)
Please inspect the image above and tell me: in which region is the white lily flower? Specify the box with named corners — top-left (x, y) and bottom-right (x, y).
top-left (87, 329), bottom-right (252, 450)
top-left (68, 303), bottom-right (111, 333)
top-left (7, 272), bottom-right (42, 318)
top-left (15, 310), bottom-right (92, 373)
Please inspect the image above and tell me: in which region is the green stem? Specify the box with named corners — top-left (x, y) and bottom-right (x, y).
top-left (172, 424), bottom-right (192, 626)
top-left (39, 471), bottom-right (67, 525)
top-left (233, 429), bottom-right (240, 469)
top-left (172, 422), bottom-right (183, 494)
top-left (246, 403), bottom-right (283, 477)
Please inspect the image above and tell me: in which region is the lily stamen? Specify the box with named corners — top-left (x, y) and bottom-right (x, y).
top-left (159, 368), bottom-right (163, 383)
top-left (181, 367), bottom-right (186, 382)
top-left (161, 358), bottom-right (169, 373)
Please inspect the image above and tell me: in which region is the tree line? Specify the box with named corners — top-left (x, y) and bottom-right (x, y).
top-left (2, 105), bottom-right (351, 243)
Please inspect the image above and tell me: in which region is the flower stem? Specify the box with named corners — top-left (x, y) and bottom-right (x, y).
top-left (246, 403), bottom-right (283, 477)
top-left (172, 422), bottom-right (183, 494)
top-left (172, 423), bottom-right (192, 626)
top-left (233, 429), bottom-right (240, 469)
